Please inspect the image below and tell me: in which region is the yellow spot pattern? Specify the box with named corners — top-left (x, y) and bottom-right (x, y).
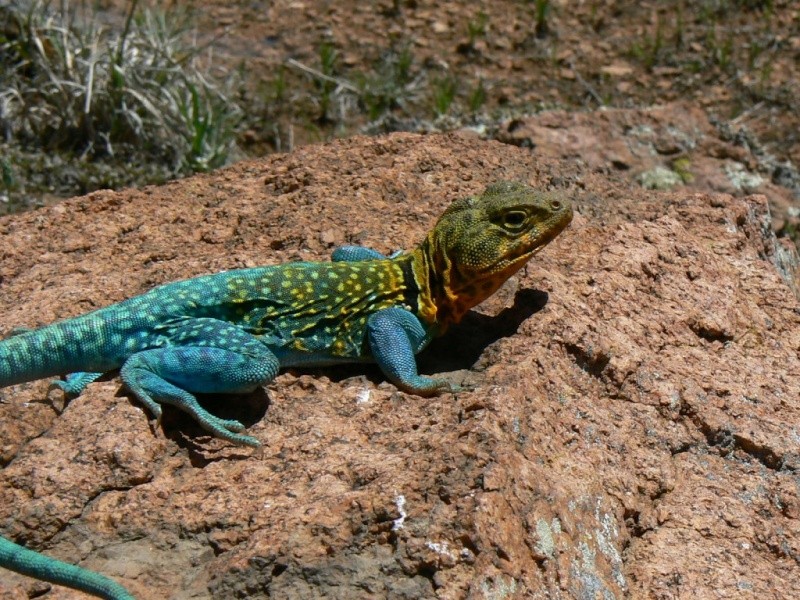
top-left (219, 259), bottom-right (414, 359)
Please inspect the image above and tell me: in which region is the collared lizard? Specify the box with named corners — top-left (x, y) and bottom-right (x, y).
top-left (0, 181), bottom-right (572, 599)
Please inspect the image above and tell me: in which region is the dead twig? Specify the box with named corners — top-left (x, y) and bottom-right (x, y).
top-left (285, 58), bottom-right (360, 94)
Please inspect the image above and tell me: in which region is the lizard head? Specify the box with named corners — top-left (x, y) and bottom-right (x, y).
top-left (414, 181), bottom-right (573, 327)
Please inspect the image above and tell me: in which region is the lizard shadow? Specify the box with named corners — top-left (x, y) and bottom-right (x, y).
top-left (154, 389), bottom-right (271, 459)
top-left (418, 288), bottom-right (549, 374)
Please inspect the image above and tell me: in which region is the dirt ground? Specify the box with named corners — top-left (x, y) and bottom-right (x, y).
top-left (90, 0), bottom-right (800, 238)
top-left (6, 1), bottom-right (799, 234)
top-left (170, 0), bottom-right (800, 165)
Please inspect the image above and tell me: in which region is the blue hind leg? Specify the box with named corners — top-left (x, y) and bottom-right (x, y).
top-left (120, 318), bottom-right (279, 447)
top-left (50, 371), bottom-right (104, 395)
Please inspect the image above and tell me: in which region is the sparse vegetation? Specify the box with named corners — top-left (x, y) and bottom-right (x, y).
top-left (628, 16), bottom-right (665, 71)
top-left (466, 10), bottom-right (489, 46)
top-left (356, 45), bottom-right (421, 121)
top-left (532, 0), bottom-right (551, 37)
top-left (283, 41), bottom-right (488, 130)
top-left (0, 0), bottom-right (241, 212)
top-left (432, 75), bottom-right (458, 117)
top-left (626, 1), bottom-right (780, 76)
top-left (314, 41), bottom-right (340, 123)
top-left (468, 79), bottom-right (488, 113)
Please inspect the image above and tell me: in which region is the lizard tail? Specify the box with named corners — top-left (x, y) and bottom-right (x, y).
top-left (0, 535), bottom-right (135, 599)
top-left (0, 317), bottom-right (122, 387)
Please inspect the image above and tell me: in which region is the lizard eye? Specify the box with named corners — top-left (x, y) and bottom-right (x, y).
top-left (503, 210), bottom-right (527, 230)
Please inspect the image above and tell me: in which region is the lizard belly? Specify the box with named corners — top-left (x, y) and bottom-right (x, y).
top-left (271, 347), bottom-right (373, 368)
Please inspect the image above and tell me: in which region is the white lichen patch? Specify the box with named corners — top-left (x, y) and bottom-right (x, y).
top-left (724, 161), bottom-right (764, 192)
top-left (637, 166), bottom-right (684, 190)
top-left (425, 540), bottom-right (457, 561)
top-left (534, 517), bottom-right (561, 559)
top-left (595, 509), bottom-right (626, 589)
top-left (480, 575), bottom-right (518, 600)
top-left (392, 494), bottom-right (407, 531)
top-left (355, 388), bottom-right (371, 405)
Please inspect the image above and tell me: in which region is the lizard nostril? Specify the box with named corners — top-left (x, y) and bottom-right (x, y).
top-left (551, 200), bottom-right (562, 210)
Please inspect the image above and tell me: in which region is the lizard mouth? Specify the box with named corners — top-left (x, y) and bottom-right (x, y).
top-left (512, 218), bottom-right (571, 260)
top-left (492, 209), bottom-right (573, 275)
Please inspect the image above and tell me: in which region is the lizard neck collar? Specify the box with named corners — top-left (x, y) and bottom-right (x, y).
top-left (408, 237), bottom-right (470, 333)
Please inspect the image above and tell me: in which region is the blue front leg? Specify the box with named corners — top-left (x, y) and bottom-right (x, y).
top-left (120, 319), bottom-right (279, 446)
top-left (366, 307), bottom-right (452, 396)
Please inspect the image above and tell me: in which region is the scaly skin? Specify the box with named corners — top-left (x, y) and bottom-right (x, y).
top-left (0, 181), bottom-right (572, 599)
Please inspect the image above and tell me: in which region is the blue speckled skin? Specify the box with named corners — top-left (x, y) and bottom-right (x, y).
top-left (0, 181), bottom-right (572, 599)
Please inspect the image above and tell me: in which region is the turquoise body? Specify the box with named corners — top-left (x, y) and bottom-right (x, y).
top-left (0, 252), bottom-right (444, 444)
top-left (0, 260), bottom-right (420, 376)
